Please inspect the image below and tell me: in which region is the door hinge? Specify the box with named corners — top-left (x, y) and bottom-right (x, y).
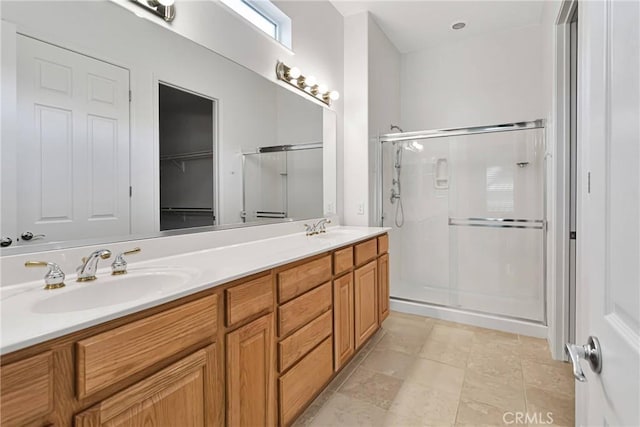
top-left (129, 90), bottom-right (132, 102)
top-left (129, 186), bottom-right (132, 197)
top-left (587, 172), bottom-right (591, 194)
top-left (570, 231), bottom-right (577, 240)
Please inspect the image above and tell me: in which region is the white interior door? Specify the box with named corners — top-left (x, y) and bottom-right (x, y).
top-left (16, 35), bottom-right (130, 244)
top-left (574, 0), bottom-right (640, 425)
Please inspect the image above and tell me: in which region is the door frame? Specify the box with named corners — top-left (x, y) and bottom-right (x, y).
top-left (549, 0), bottom-right (578, 360)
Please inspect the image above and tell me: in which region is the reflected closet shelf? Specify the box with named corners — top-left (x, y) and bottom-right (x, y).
top-left (160, 151), bottom-right (213, 161)
top-left (161, 208), bottom-right (214, 216)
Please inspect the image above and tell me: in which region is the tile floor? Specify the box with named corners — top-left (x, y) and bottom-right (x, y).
top-left (294, 311), bottom-right (575, 427)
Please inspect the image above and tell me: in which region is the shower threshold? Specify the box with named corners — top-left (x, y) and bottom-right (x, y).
top-left (390, 296), bottom-right (547, 339)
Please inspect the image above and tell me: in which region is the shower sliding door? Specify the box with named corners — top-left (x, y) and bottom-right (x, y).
top-left (382, 137), bottom-right (452, 307)
top-left (381, 125), bottom-right (545, 323)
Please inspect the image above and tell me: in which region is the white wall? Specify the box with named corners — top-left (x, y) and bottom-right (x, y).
top-left (344, 12), bottom-right (401, 226)
top-left (343, 13), bottom-right (370, 226)
top-left (368, 16), bottom-right (401, 226)
top-left (401, 24), bottom-right (546, 131)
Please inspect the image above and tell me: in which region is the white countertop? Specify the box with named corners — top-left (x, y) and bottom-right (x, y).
top-left (0, 226), bottom-right (389, 355)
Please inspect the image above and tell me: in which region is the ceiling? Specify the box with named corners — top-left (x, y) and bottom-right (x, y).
top-left (329, 0), bottom-right (546, 53)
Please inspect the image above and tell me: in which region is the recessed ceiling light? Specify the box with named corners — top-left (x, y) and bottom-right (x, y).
top-left (451, 21), bottom-right (466, 30)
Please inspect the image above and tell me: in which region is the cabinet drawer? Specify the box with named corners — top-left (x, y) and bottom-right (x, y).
top-left (75, 345), bottom-right (216, 427)
top-left (278, 282), bottom-right (331, 337)
top-left (333, 246), bottom-right (353, 275)
top-left (76, 294), bottom-right (217, 399)
top-left (226, 274), bottom-right (273, 327)
top-left (378, 234), bottom-right (389, 254)
top-left (279, 337), bottom-right (333, 426)
top-left (354, 238), bottom-right (378, 266)
top-left (0, 351), bottom-right (53, 426)
top-left (279, 310), bottom-right (332, 372)
top-left (277, 255), bottom-right (331, 303)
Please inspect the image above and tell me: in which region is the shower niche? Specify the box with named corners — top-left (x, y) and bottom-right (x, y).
top-left (159, 83), bottom-right (216, 231)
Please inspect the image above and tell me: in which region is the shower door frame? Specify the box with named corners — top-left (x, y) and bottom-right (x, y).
top-left (377, 119), bottom-right (548, 327)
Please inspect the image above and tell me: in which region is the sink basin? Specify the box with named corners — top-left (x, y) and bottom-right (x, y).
top-left (32, 267), bottom-right (198, 314)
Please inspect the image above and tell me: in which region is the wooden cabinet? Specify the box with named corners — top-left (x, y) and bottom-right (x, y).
top-left (226, 313), bottom-right (276, 427)
top-left (1, 233), bottom-right (390, 427)
top-left (378, 253), bottom-right (390, 323)
top-left (333, 273), bottom-right (354, 371)
top-left (279, 338), bottom-right (333, 426)
top-left (278, 281), bottom-right (332, 337)
top-left (354, 260), bottom-right (378, 349)
top-left (279, 310), bottom-right (332, 373)
top-left (354, 238), bottom-right (378, 266)
top-left (75, 345), bottom-right (218, 427)
top-left (0, 351), bottom-right (53, 426)
top-left (277, 255), bottom-right (331, 303)
top-left (76, 294), bottom-right (217, 399)
top-left (377, 234), bottom-right (389, 255)
top-left (333, 246), bottom-right (353, 276)
top-left (225, 273), bottom-right (273, 327)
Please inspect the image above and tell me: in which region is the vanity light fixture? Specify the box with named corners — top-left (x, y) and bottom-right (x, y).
top-left (276, 61), bottom-right (340, 106)
top-left (131, 0), bottom-right (176, 22)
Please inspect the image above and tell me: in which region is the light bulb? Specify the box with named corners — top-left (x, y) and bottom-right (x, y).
top-left (305, 75), bottom-right (317, 87)
top-left (288, 67), bottom-right (301, 79)
top-left (317, 84), bottom-right (328, 95)
top-left (158, 0), bottom-right (174, 6)
top-left (328, 91), bottom-right (340, 101)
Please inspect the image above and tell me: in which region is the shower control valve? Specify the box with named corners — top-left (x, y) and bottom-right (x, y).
top-left (390, 189), bottom-right (400, 204)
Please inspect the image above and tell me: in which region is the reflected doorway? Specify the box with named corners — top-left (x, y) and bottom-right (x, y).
top-left (159, 83), bottom-right (216, 231)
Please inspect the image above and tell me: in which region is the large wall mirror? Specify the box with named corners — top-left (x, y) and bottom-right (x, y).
top-left (0, 1), bottom-right (336, 254)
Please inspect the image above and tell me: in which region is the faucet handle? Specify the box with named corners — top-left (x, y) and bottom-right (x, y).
top-left (25, 261), bottom-right (66, 290)
top-left (111, 247), bottom-right (141, 275)
top-left (304, 224), bottom-right (316, 236)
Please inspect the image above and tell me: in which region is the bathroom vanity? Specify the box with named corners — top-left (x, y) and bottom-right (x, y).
top-left (0, 230), bottom-right (389, 426)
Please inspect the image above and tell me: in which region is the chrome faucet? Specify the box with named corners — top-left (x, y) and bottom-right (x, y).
top-left (76, 249), bottom-right (111, 282)
top-left (305, 218), bottom-right (332, 236)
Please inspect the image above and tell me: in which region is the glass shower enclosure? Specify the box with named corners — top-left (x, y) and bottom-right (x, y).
top-left (242, 143), bottom-right (323, 223)
top-left (378, 121), bottom-right (546, 323)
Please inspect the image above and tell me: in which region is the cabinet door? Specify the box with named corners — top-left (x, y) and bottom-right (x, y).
top-left (75, 345), bottom-right (218, 427)
top-left (227, 313), bottom-right (276, 427)
top-left (378, 253), bottom-right (390, 323)
top-left (333, 273), bottom-right (354, 370)
top-left (354, 260), bottom-right (379, 349)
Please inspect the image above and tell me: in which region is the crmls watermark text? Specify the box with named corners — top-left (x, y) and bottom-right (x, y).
top-left (503, 412), bottom-right (554, 424)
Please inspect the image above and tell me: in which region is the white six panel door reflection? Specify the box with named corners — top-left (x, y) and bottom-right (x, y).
top-left (574, 0), bottom-right (640, 425)
top-left (16, 35), bottom-right (130, 244)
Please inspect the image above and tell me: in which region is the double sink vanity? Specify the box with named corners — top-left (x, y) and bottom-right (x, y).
top-left (0, 226), bottom-right (390, 426)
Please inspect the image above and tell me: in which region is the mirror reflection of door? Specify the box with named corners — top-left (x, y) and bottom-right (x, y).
top-left (158, 84), bottom-right (216, 231)
top-left (12, 35), bottom-right (130, 245)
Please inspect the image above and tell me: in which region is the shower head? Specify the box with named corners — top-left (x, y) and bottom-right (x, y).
top-left (390, 124), bottom-right (404, 133)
